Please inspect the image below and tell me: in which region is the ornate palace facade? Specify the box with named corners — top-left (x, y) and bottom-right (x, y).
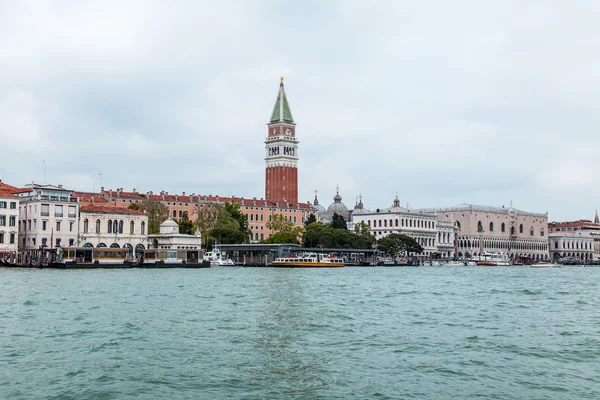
top-left (418, 203), bottom-right (549, 261)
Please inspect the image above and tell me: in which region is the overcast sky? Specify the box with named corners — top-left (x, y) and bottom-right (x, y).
top-left (1, 1), bottom-right (599, 221)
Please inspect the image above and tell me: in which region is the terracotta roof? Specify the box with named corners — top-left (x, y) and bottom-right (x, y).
top-left (12, 188), bottom-right (33, 194)
top-left (113, 191), bottom-right (145, 199)
top-left (0, 189), bottom-right (17, 198)
top-left (80, 205), bottom-right (145, 215)
top-left (100, 188), bottom-right (312, 211)
top-left (72, 192), bottom-right (109, 203)
top-left (0, 180), bottom-right (19, 192)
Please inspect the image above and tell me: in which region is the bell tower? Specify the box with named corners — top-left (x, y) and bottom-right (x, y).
top-left (265, 77), bottom-right (298, 206)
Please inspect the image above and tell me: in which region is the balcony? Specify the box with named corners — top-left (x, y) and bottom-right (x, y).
top-left (41, 211), bottom-right (50, 216)
top-left (55, 213), bottom-right (63, 217)
top-left (68, 213), bottom-right (77, 218)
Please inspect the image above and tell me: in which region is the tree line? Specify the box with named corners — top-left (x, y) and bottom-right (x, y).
top-left (130, 200), bottom-right (424, 254)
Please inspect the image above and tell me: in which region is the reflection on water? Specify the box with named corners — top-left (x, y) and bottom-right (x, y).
top-left (243, 269), bottom-right (330, 396)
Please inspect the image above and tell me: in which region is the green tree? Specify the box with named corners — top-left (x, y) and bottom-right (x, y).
top-left (194, 204), bottom-right (227, 246)
top-left (377, 234), bottom-right (423, 256)
top-left (224, 202), bottom-right (251, 242)
top-left (195, 202), bottom-right (250, 246)
top-left (140, 199), bottom-right (169, 234)
top-left (302, 222), bottom-right (372, 249)
top-left (331, 213), bottom-right (347, 230)
top-left (304, 213), bottom-right (317, 226)
top-left (210, 215), bottom-right (247, 244)
top-left (263, 213), bottom-right (303, 244)
top-left (177, 212), bottom-right (194, 235)
top-left (128, 203), bottom-right (141, 211)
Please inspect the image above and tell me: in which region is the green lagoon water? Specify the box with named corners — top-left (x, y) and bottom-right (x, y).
top-left (1, 266), bottom-right (599, 399)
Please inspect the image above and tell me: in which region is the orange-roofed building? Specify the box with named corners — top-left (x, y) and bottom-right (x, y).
top-left (0, 180), bottom-right (20, 193)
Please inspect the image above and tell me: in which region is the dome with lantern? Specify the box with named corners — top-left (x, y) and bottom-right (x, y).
top-left (311, 189), bottom-right (327, 215)
top-left (325, 185), bottom-right (349, 220)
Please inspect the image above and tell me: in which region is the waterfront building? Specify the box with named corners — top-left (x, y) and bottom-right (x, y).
top-left (78, 204), bottom-right (148, 252)
top-left (148, 218), bottom-right (202, 250)
top-left (435, 218), bottom-right (456, 259)
top-left (417, 203), bottom-right (549, 261)
top-left (99, 189), bottom-right (313, 244)
top-left (0, 187), bottom-right (19, 257)
top-left (351, 195), bottom-right (438, 257)
top-left (15, 184), bottom-right (79, 250)
top-left (548, 216), bottom-right (600, 261)
top-left (548, 231), bottom-right (594, 262)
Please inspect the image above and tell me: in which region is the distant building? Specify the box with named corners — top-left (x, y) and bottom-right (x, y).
top-left (351, 195), bottom-right (439, 257)
top-left (435, 218), bottom-right (456, 259)
top-left (417, 203), bottom-right (549, 261)
top-left (0, 186), bottom-right (19, 256)
top-left (78, 204), bottom-right (148, 252)
top-left (15, 184), bottom-right (79, 250)
top-left (148, 218), bottom-right (202, 250)
top-left (548, 215), bottom-right (600, 261)
top-left (548, 231), bottom-right (594, 262)
top-left (315, 186), bottom-right (349, 222)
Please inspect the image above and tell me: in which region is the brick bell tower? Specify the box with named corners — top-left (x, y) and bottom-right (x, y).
top-left (265, 77), bottom-right (299, 206)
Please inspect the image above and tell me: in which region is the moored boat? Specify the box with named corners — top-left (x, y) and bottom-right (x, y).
top-left (137, 249), bottom-right (209, 268)
top-left (475, 251), bottom-right (512, 266)
top-left (271, 253), bottom-right (344, 267)
top-left (60, 247), bottom-right (133, 268)
top-left (531, 262), bottom-right (561, 268)
top-left (204, 247), bottom-right (234, 266)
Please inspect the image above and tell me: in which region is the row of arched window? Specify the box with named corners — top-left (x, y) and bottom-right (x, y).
top-left (472, 221), bottom-right (545, 237)
top-left (367, 218), bottom-right (435, 229)
top-left (83, 219), bottom-right (146, 235)
top-left (458, 237), bottom-right (548, 251)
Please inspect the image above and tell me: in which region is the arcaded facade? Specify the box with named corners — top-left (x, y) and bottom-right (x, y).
top-left (418, 203), bottom-right (549, 261)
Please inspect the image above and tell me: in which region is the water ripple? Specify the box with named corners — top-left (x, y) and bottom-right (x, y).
top-left (1, 267), bottom-right (599, 399)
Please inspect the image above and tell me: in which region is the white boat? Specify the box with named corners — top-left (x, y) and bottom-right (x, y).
top-left (475, 251), bottom-right (511, 266)
top-left (531, 262), bottom-right (561, 268)
top-left (442, 260), bottom-right (467, 266)
top-left (204, 247), bottom-right (235, 266)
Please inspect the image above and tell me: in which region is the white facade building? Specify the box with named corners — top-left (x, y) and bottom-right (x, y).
top-left (16, 184), bottom-right (79, 250)
top-left (78, 204), bottom-right (148, 252)
top-left (548, 232), bottom-right (594, 262)
top-left (0, 190), bottom-right (19, 256)
top-left (435, 218), bottom-right (456, 258)
top-left (351, 196), bottom-right (438, 257)
top-left (148, 218), bottom-right (202, 250)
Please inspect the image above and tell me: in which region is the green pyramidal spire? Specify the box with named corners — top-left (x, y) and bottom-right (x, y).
top-left (270, 78), bottom-right (294, 123)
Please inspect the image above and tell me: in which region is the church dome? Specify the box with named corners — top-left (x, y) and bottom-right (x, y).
top-left (326, 186), bottom-right (349, 219)
top-left (312, 190), bottom-right (327, 215)
top-left (160, 218), bottom-right (179, 234)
